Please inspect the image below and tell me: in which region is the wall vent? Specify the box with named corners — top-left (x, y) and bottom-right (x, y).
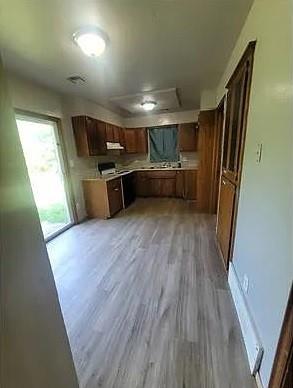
top-left (67, 75), bottom-right (86, 85)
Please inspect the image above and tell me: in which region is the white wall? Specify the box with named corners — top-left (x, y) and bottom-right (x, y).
top-left (123, 109), bottom-right (199, 128)
top-left (0, 57), bottom-right (79, 388)
top-left (200, 89), bottom-right (216, 110)
top-left (216, 0), bottom-right (293, 386)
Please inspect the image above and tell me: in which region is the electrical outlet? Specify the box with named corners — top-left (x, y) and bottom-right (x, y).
top-left (243, 274), bottom-right (249, 294)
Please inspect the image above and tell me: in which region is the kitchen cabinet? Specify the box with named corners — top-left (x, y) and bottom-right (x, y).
top-left (124, 128), bottom-right (148, 154)
top-left (216, 177), bottom-right (236, 268)
top-left (107, 178), bottom-right (123, 216)
top-left (178, 123), bottom-right (198, 152)
top-left (135, 172), bottom-right (148, 196)
top-left (135, 169), bottom-right (197, 199)
top-left (72, 115), bottom-right (107, 156)
top-left (135, 170), bottom-right (176, 197)
top-left (183, 170), bottom-right (197, 200)
top-left (106, 123), bottom-right (121, 143)
top-left (175, 171), bottom-right (184, 198)
top-left (82, 177), bottom-right (123, 219)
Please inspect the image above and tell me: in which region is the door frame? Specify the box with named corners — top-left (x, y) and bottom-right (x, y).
top-left (216, 41), bottom-right (256, 270)
top-left (212, 96), bottom-right (225, 214)
top-left (269, 284), bottom-right (293, 388)
top-left (15, 109), bottom-right (78, 241)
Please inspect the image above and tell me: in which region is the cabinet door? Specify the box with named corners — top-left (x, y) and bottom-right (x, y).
top-left (124, 129), bottom-right (137, 153)
top-left (113, 125), bottom-right (121, 143)
top-left (136, 128), bottom-right (148, 153)
top-left (178, 123), bottom-right (198, 151)
top-left (175, 171), bottom-right (184, 198)
top-left (107, 178), bottom-right (123, 216)
top-left (184, 170), bottom-right (197, 200)
top-left (105, 123), bottom-right (114, 142)
top-left (135, 172), bottom-right (149, 196)
top-left (95, 120), bottom-right (107, 155)
top-left (160, 178), bottom-right (176, 197)
top-left (216, 177), bottom-right (236, 268)
top-left (86, 117), bottom-right (102, 156)
top-left (124, 128), bottom-right (148, 153)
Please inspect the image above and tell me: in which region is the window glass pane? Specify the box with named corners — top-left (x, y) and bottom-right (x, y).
top-left (228, 77), bottom-right (242, 171)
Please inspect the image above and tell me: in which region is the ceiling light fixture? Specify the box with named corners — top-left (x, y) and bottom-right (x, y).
top-left (141, 101), bottom-right (157, 111)
top-left (73, 27), bottom-right (107, 57)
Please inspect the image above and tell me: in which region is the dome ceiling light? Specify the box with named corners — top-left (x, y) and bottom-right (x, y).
top-left (73, 27), bottom-right (108, 57)
top-left (141, 101), bottom-right (157, 111)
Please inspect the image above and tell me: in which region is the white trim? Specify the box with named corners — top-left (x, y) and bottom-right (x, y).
top-left (228, 263), bottom-right (263, 374)
top-left (255, 371), bottom-right (264, 388)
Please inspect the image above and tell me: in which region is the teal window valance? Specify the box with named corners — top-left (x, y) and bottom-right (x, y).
top-left (149, 126), bottom-right (179, 162)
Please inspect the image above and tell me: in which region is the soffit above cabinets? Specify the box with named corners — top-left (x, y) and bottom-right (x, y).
top-left (109, 88), bottom-right (180, 116)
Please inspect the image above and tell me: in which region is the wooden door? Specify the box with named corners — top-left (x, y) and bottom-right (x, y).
top-left (211, 98), bottom-right (225, 213)
top-left (216, 177), bottom-right (236, 268)
top-left (178, 123), bottom-right (197, 151)
top-left (216, 41), bottom-right (256, 270)
top-left (223, 67), bottom-right (247, 183)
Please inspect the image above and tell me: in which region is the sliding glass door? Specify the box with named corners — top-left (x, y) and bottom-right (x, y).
top-left (16, 114), bottom-right (74, 240)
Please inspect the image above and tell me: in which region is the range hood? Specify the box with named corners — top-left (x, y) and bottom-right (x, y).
top-left (106, 141), bottom-right (124, 150)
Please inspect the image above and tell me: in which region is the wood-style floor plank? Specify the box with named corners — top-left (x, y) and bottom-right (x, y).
top-left (47, 198), bottom-right (255, 388)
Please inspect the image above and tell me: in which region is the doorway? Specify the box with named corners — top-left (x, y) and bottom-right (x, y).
top-left (16, 113), bottom-right (74, 240)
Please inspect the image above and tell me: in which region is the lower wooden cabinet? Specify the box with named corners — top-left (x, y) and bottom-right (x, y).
top-left (216, 176), bottom-right (236, 268)
top-left (135, 169), bottom-right (197, 199)
top-left (107, 179), bottom-right (123, 217)
top-left (135, 171), bottom-right (176, 197)
top-left (83, 177), bottom-right (123, 219)
top-left (183, 170), bottom-right (197, 200)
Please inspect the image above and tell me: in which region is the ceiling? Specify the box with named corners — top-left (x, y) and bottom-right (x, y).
top-left (0, 0), bottom-right (253, 116)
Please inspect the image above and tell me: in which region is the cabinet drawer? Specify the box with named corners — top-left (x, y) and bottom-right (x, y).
top-left (145, 170), bottom-right (176, 179)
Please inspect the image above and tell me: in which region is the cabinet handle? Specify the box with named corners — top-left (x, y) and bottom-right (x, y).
top-left (222, 180), bottom-right (226, 185)
top-left (114, 187), bottom-right (119, 191)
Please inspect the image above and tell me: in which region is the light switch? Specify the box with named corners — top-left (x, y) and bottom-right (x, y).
top-left (69, 159), bottom-right (75, 168)
top-left (256, 143), bottom-right (263, 163)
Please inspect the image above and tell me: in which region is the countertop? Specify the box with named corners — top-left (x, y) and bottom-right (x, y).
top-left (83, 166), bottom-right (198, 182)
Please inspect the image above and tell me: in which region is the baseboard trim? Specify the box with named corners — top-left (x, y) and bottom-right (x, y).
top-left (255, 371), bottom-right (264, 388)
top-left (228, 263), bottom-right (263, 374)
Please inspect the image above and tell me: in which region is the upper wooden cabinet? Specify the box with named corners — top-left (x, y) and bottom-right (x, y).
top-left (105, 123), bottom-right (121, 143)
top-left (178, 123), bottom-right (198, 152)
top-left (124, 128), bottom-right (148, 154)
top-left (72, 116), bottom-right (107, 156)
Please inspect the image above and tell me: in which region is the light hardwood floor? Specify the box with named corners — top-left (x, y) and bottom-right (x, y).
top-left (47, 198), bottom-right (255, 388)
